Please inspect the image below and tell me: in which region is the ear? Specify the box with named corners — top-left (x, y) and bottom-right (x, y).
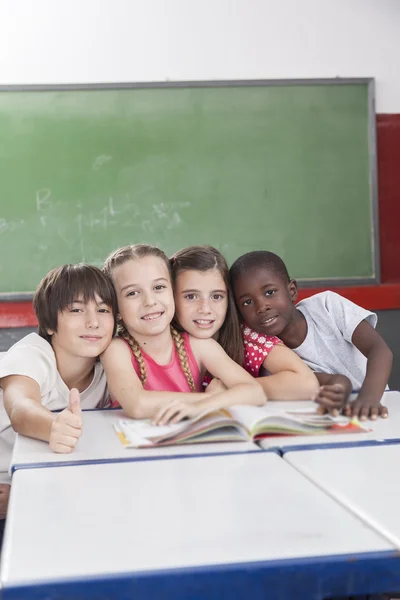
top-left (46, 329), bottom-right (54, 336)
top-left (288, 279), bottom-right (298, 304)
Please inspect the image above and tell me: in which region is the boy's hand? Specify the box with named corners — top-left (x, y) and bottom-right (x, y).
top-left (343, 396), bottom-right (388, 421)
top-left (314, 383), bottom-right (350, 416)
top-left (49, 388), bottom-right (83, 453)
top-left (0, 483), bottom-right (10, 519)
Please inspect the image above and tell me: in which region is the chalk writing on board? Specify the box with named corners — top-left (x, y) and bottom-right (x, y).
top-left (0, 218), bottom-right (25, 235)
top-left (0, 219), bottom-right (9, 234)
top-left (27, 191), bottom-right (192, 269)
top-left (141, 220), bottom-right (154, 234)
top-left (108, 197), bottom-right (119, 216)
top-left (92, 155), bottom-right (112, 171)
top-left (36, 189), bottom-right (52, 212)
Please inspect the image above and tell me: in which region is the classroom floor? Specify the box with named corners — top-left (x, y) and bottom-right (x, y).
top-left (0, 308), bottom-right (399, 390)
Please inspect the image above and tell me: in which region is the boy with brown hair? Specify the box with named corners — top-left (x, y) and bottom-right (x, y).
top-left (0, 264), bottom-right (117, 545)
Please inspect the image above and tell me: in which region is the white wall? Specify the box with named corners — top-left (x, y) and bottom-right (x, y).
top-left (0, 0), bottom-right (399, 112)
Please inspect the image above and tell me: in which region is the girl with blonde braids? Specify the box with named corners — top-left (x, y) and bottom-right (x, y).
top-left (102, 244), bottom-right (265, 425)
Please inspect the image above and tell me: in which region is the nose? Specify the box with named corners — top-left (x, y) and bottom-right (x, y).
top-left (255, 297), bottom-right (270, 315)
top-left (86, 309), bottom-right (100, 329)
top-left (198, 298), bottom-right (212, 314)
top-left (143, 291), bottom-right (157, 308)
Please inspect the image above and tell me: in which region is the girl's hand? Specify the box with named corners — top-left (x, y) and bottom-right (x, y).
top-left (153, 400), bottom-right (206, 426)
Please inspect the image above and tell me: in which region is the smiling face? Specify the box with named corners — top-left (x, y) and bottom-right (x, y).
top-left (174, 269), bottom-right (228, 339)
top-left (232, 267), bottom-right (298, 337)
top-left (111, 256), bottom-right (175, 340)
top-left (49, 294), bottom-right (115, 359)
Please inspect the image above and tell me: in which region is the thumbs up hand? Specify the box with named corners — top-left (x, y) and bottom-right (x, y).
top-left (68, 387), bottom-right (82, 418)
top-left (49, 388), bottom-right (83, 453)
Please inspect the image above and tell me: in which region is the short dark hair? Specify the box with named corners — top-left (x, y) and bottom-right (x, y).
top-left (170, 245), bottom-right (243, 366)
top-left (33, 264), bottom-right (118, 343)
top-left (230, 251), bottom-right (290, 286)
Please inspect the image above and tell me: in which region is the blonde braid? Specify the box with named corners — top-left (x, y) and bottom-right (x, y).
top-left (171, 327), bottom-right (196, 392)
top-left (118, 323), bottom-right (147, 387)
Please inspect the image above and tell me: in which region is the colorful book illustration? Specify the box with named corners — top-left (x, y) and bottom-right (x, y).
top-left (114, 405), bottom-right (368, 448)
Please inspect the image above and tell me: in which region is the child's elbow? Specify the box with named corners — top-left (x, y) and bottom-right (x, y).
top-left (385, 345), bottom-right (394, 369)
top-left (305, 372), bottom-right (319, 399)
top-left (9, 406), bottom-right (24, 433)
top-left (251, 382), bottom-right (267, 406)
top-left (120, 395), bottom-right (148, 420)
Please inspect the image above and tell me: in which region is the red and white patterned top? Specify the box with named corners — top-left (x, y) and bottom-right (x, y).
top-left (242, 325), bottom-right (282, 377)
top-left (201, 326), bottom-right (282, 388)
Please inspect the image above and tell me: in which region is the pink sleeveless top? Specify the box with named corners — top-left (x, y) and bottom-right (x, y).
top-left (123, 332), bottom-right (203, 393)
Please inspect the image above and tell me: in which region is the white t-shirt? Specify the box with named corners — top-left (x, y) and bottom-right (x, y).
top-left (0, 333), bottom-right (109, 483)
top-left (294, 291), bottom-right (377, 391)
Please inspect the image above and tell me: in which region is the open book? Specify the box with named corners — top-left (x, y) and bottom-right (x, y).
top-left (114, 405), bottom-right (367, 448)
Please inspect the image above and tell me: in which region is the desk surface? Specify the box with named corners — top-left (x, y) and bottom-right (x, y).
top-left (1, 452), bottom-right (398, 600)
top-left (285, 444), bottom-right (400, 550)
top-left (10, 409), bottom-right (260, 473)
top-left (259, 390), bottom-right (400, 453)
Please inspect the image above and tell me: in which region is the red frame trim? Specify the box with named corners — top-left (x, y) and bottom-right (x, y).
top-left (297, 284), bottom-right (400, 311)
top-left (1, 284), bottom-right (400, 328)
top-left (0, 303), bottom-right (38, 328)
top-left (377, 114), bottom-right (400, 283)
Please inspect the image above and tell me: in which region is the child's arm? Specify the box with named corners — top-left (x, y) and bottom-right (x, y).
top-left (258, 345), bottom-right (319, 400)
top-left (2, 377), bottom-right (83, 452)
top-left (101, 338), bottom-right (212, 419)
top-left (344, 320), bottom-right (392, 420)
top-left (154, 338), bottom-right (265, 425)
top-left (313, 374), bottom-right (352, 416)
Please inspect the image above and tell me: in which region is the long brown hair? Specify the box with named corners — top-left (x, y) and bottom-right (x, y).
top-left (104, 244), bottom-right (196, 391)
top-left (170, 245), bottom-right (243, 366)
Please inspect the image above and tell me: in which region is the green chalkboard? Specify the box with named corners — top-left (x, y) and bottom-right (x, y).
top-left (0, 80), bottom-right (377, 295)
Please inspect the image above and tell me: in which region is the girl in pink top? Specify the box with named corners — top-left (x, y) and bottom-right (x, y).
top-left (101, 244), bottom-right (265, 425)
top-left (170, 245), bottom-right (318, 401)
top-left (122, 330), bottom-right (202, 393)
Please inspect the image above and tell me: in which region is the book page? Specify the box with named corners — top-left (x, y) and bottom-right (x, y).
top-left (227, 405), bottom-right (274, 432)
top-left (116, 410), bottom-right (247, 446)
top-left (227, 405), bottom-right (365, 437)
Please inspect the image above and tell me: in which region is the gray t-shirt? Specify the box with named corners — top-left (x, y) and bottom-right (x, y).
top-left (294, 291), bottom-right (377, 390)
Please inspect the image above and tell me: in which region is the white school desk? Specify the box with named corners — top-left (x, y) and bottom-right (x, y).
top-left (258, 390), bottom-right (400, 454)
top-left (10, 408), bottom-right (261, 474)
top-left (2, 452), bottom-right (400, 600)
top-left (285, 444), bottom-right (400, 551)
